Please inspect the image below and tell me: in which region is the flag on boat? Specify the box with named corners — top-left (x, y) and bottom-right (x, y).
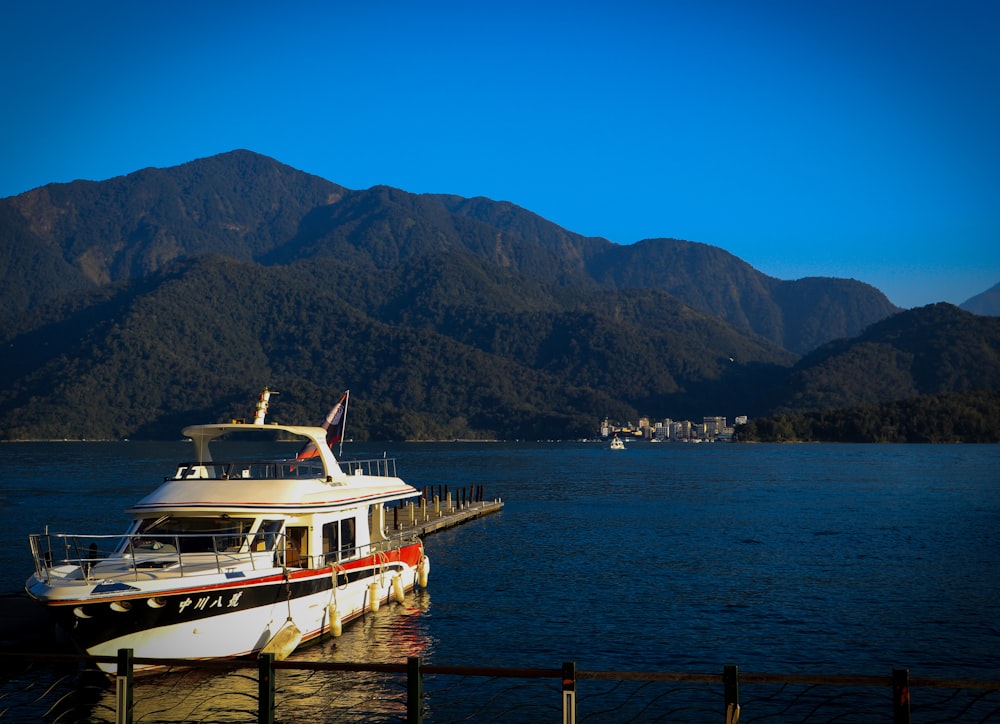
top-left (297, 391), bottom-right (349, 459)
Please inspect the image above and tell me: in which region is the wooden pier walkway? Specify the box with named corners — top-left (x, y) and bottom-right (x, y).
top-left (391, 495), bottom-right (504, 537)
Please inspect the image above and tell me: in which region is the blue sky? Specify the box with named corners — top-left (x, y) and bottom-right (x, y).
top-left (2, 1), bottom-right (997, 309)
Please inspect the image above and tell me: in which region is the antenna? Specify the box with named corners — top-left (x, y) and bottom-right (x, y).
top-left (253, 387), bottom-right (279, 425)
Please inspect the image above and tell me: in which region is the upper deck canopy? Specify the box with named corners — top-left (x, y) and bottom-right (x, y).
top-left (181, 422), bottom-right (344, 478)
top-left (123, 421), bottom-right (418, 514)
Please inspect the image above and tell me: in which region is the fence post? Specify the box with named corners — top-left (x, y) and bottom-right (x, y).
top-left (723, 664), bottom-right (740, 723)
top-left (115, 648), bottom-right (133, 724)
top-left (407, 656), bottom-right (423, 724)
top-left (893, 668), bottom-right (910, 724)
top-left (258, 653), bottom-right (275, 724)
top-left (562, 661), bottom-right (577, 724)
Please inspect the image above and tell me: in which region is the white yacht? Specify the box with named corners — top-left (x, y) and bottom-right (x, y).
top-left (26, 389), bottom-right (428, 673)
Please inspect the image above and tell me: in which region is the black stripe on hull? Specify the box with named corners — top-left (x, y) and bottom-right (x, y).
top-left (48, 564), bottom-right (405, 652)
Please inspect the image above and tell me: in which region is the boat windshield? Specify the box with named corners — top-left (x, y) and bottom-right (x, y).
top-left (133, 516), bottom-right (257, 553)
top-left (174, 458), bottom-right (326, 480)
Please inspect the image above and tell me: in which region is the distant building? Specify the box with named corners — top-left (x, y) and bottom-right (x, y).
top-left (703, 416), bottom-right (727, 437)
top-left (672, 420), bottom-right (692, 439)
top-left (653, 419), bottom-right (672, 440)
top-left (601, 413), bottom-right (743, 442)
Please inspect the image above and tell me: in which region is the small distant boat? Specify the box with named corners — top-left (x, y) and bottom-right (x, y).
top-left (26, 388), bottom-right (429, 674)
top-left (610, 435), bottom-right (625, 450)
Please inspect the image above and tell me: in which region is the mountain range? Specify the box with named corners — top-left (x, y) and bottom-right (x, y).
top-left (961, 282), bottom-right (1000, 316)
top-left (1, 150), bottom-right (997, 441)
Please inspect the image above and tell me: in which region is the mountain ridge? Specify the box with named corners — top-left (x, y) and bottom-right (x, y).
top-left (961, 281), bottom-right (1000, 316)
top-left (1, 150), bottom-right (994, 441)
top-left (769, 303), bottom-right (1000, 413)
top-left (1, 150), bottom-right (898, 354)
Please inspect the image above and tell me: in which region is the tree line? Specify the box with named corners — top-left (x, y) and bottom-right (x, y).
top-left (736, 391), bottom-right (1000, 443)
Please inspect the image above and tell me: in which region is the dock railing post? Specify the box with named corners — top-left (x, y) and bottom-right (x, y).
top-left (258, 653), bottom-right (275, 724)
top-left (893, 668), bottom-right (910, 724)
top-left (562, 661), bottom-right (577, 724)
top-left (723, 664), bottom-right (739, 723)
top-left (115, 648), bottom-right (134, 724)
top-left (407, 656), bottom-right (423, 724)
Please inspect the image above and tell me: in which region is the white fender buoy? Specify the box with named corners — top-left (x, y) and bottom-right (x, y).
top-left (417, 555), bottom-right (430, 589)
top-left (328, 604), bottom-right (342, 637)
top-left (260, 619), bottom-right (302, 661)
top-left (368, 582), bottom-right (380, 613)
top-left (392, 573), bottom-right (405, 604)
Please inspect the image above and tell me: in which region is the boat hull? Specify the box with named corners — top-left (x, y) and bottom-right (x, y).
top-left (31, 545), bottom-right (425, 673)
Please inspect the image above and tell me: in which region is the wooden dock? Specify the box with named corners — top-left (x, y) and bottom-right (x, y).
top-left (390, 496), bottom-right (504, 537)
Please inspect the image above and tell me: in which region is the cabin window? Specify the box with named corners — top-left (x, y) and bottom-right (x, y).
top-left (133, 516), bottom-right (255, 553)
top-left (284, 526), bottom-right (308, 567)
top-left (321, 518), bottom-right (357, 562)
top-left (253, 520), bottom-right (284, 551)
top-left (340, 518), bottom-right (356, 558)
top-left (322, 522), bottom-right (339, 563)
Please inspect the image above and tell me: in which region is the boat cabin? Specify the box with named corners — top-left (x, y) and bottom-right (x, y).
top-left (120, 508), bottom-right (373, 570)
top-left (110, 422), bottom-right (418, 575)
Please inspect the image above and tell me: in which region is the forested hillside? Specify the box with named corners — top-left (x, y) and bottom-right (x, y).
top-left (1, 150), bottom-right (897, 353)
top-left (0, 150), bottom-right (992, 441)
top-left (738, 390), bottom-right (1000, 443)
top-left (734, 304), bottom-right (1000, 442)
top-left (0, 254), bottom-right (792, 440)
top-left (768, 303), bottom-right (1000, 412)
top-left (585, 239), bottom-right (896, 353)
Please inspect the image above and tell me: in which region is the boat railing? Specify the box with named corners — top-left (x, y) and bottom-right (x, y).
top-left (339, 457), bottom-right (398, 478)
top-left (306, 531), bottom-right (421, 570)
top-left (28, 531), bottom-right (287, 584)
top-left (171, 458), bottom-right (327, 481)
top-left (169, 457), bottom-right (398, 481)
top-left (29, 528), bottom-right (421, 584)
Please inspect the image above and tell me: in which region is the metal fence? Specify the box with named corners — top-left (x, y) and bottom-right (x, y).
top-left (1, 650), bottom-right (998, 723)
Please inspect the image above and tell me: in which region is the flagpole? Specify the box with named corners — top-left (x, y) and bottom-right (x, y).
top-left (339, 390), bottom-right (350, 457)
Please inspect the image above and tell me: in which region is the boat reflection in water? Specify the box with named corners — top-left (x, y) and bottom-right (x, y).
top-left (84, 590), bottom-right (434, 723)
top-left (278, 591), bottom-right (435, 721)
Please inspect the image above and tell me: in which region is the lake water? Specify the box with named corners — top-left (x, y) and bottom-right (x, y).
top-left (1, 441), bottom-right (998, 721)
